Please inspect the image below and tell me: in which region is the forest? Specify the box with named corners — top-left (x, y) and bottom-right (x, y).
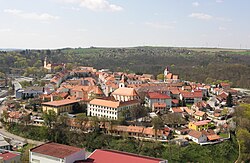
top-left (0, 47), bottom-right (249, 88)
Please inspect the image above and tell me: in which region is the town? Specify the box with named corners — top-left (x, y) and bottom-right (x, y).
top-left (0, 56), bottom-right (248, 163)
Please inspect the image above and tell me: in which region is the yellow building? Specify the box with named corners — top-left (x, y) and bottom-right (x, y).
top-left (42, 99), bottom-right (78, 115)
top-left (188, 120), bottom-right (211, 131)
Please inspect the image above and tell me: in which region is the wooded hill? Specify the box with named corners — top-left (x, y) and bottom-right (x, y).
top-left (0, 47), bottom-right (249, 88)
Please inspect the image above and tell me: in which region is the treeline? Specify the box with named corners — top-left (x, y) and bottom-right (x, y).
top-left (6, 122), bottom-right (238, 163)
top-left (0, 47), bottom-right (250, 88)
top-left (235, 104), bottom-right (250, 162)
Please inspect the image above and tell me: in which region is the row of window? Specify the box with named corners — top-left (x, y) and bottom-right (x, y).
top-left (91, 113), bottom-right (117, 120)
top-left (89, 108), bottom-right (117, 115)
top-left (90, 105), bottom-right (117, 111)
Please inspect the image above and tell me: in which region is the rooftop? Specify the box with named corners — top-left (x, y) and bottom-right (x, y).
top-left (89, 99), bottom-right (139, 108)
top-left (83, 149), bottom-right (165, 163)
top-left (147, 92), bottom-right (171, 99)
top-left (30, 142), bottom-right (84, 159)
top-left (0, 151), bottom-right (19, 161)
top-left (42, 99), bottom-right (78, 107)
top-left (112, 87), bottom-right (138, 96)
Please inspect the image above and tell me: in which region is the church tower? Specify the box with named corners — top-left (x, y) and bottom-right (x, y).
top-left (164, 66), bottom-right (169, 77)
top-left (44, 56), bottom-right (47, 68)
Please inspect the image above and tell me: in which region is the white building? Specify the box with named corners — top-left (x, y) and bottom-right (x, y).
top-left (30, 142), bottom-right (85, 163)
top-left (145, 92), bottom-right (172, 109)
top-left (87, 98), bottom-right (140, 120)
top-left (112, 87), bottom-right (139, 102)
top-left (188, 130), bottom-right (207, 144)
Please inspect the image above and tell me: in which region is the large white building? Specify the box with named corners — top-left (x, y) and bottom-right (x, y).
top-left (29, 142), bottom-right (85, 163)
top-left (87, 98), bottom-right (140, 120)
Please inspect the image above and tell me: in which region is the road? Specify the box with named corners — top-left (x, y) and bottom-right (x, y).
top-left (0, 128), bottom-right (44, 145)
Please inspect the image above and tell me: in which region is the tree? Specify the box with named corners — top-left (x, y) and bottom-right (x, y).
top-left (157, 74), bottom-right (164, 81)
top-left (151, 116), bottom-right (163, 140)
top-left (43, 110), bottom-right (57, 129)
top-left (226, 92), bottom-right (233, 107)
top-left (76, 113), bottom-right (89, 131)
top-left (2, 110), bottom-right (9, 123)
top-left (21, 114), bottom-right (31, 126)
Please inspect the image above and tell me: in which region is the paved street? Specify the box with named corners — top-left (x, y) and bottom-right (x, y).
top-left (0, 128), bottom-right (44, 145)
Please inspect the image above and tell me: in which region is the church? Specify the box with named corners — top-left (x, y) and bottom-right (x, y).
top-left (164, 66), bottom-right (180, 83)
top-left (44, 57), bottom-right (66, 73)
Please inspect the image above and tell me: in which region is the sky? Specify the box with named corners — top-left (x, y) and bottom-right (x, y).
top-left (0, 0), bottom-right (250, 49)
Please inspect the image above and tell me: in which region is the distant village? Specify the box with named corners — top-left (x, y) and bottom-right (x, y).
top-left (0, 57), bottom-right (247, 163)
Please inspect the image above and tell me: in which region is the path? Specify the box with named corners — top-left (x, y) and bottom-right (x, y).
top-left (0, 128), bottom-right (44, 146)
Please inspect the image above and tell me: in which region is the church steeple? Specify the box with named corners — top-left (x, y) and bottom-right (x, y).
top-left (44, 56), bottom-right (47, 68)
top-left (164, 66), bottom-right (169, 76)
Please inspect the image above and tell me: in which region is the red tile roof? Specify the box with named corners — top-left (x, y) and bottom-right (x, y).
top-left (193, 120), bottom-right (211, 126)
top-left (172, 99), bottom-right (179, 104)
top-left (181, 91), bottom-right (203, 98)
top-left (31, 142), bottom-right (84, 159)
top-left (153, 103), bottom-right (166, 108)
top-left (207, 134), bottom-right (221, 141)
top-left (172, 107), bottom-right (183, 113)
top-left (147, 92), bottom-right (171, 99)
top-left (0, 152), bottom-right (19, 160)
top-left (85, 149), bottom-right (164, 163)
top-left (188, 130), bottom-right (204, 139)
top-left (42, 99), bottom-right (78, 107)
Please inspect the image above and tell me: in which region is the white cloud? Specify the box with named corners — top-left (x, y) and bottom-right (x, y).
top-left (189, 13), bottom-right (213, 20)
top-left (146, 22), bottom-right (175, 29)
top-left (4, 9), bottom-right (59, 21)
top-left (0, 28), bottom-right (11, 32)
top-left (192, 2), bottom-right (200, 7)
top-left (219, 26), bottom-right (226, 31)
top-left (216, 0), bottom-right (224, 3)
top-left (61, 0), bottom-right (123, 12)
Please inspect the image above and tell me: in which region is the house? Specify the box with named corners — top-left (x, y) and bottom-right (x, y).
top-left (105, 125), bottom-right (170, 140)
top-left (42, 99), bottom-right (79, 115)
top-left (87, 98), bottom-right (140, 120)
top-left (188, 120), bottom-right (211, 131)
top-left (188, 130), bottom-right (207, 144)
top-left (171, 99), bottom-right (179, 107)
top-left (183, 107), bottom-right (195, 116)
top-left (152, 103), bottom-right (167, 113)
top-left (191, 101), bottom-right (210, 112)
top-left (180, 91), bottom-right (203, 104)
top-left (0, 136), bottom-right (11, 151)
top-left (15, 86), bottom-right (44, 99)
top-left (30, 142), bottom-right (85, 163)
top-left (170, 107), bottom-right (183, 114)
top-left (145, 92), bottom-right (171, 109)
top-left (193, 111), bottom-right (207, 120)
top-left (112, 87), bottom-right (139, 102)
top-left (220, 82), bottom-right (230, 90)
top-left (0, 151), bottom-right (21, 163)
top-left (82, 149), bottom-right (168, 163)
top-left (207, 134), bottom-right (221, 142)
